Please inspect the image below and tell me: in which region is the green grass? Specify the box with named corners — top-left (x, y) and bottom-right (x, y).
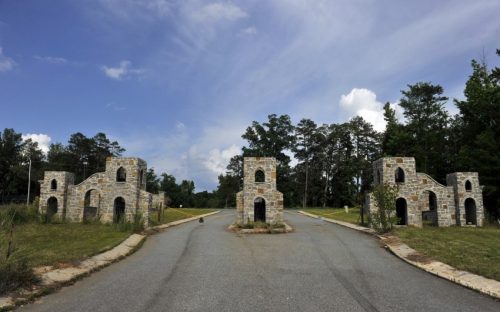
top-left (0, 223), bottom-right (130, 268)
top-left (394, 226), bottom-right (500, 281)
top-left (150, 208), bottom-right (218, 225)
top-left (303, 207), bottom-right (362, 225)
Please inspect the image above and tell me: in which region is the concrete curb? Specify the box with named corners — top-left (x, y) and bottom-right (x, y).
top-left (296, 210), bottom-right (500, 300)
top-left (0, 210), bottom-right (221, 311)
top-left (149, 210), bottom-right (221, 231)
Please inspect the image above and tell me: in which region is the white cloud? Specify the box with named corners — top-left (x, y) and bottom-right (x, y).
top-left (34, 55), bottom-right (68, 64)
top-left (340, 88), bottom-right (404, 132)
top-left (0, 47), bottom-right (16, 72)
top-left (240, 26), bottom-right (257, 36)
top-left (202, 144), bottom-right (240, 177)
top-left (191, 2), bottom-right (248, 23)
top-left (22, 133), bottom-right (51, 154)
top-left (101, 60), bottom-right (144, 80)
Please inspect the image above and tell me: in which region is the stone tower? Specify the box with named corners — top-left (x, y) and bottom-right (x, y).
top-left (39, 171), bottom-right (75, 220)
top-left (236, 157), bottom-right (284, 224)
top-left (446, 172), bottom-right (484, 226)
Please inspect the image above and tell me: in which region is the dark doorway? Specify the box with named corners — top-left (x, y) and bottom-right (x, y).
top-left (465, 198), bottom-right (477, 225)
top-left (114, 197), bottom-right (126, 223)
top-left (422, 191), bottom-right (438, 226)
top-left (396, 197), bottom-right (407, 225)
top-left (254, 197), bottom-right (266, 222)
top-left (47, 197), bottom-right (58, 220)
top-left (83, 189), bottom-right (100, 222)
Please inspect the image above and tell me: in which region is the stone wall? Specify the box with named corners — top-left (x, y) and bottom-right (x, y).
top-left (39, 157), bottom-right (159, 226)
top-left (366, 157), bottom-right (484, 227)
top-left (236, 157), bottom-right (283, 224)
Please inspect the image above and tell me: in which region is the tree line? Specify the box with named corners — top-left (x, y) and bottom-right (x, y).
top-left (1, 50), bottom-right (498, 220)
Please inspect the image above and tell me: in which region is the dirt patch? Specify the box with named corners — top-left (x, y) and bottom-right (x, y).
top-left (406, 252), bottom-right (433, 264)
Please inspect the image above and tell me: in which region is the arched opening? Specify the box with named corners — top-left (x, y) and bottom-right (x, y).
top-left (396, 197), bottom-right (407, 225)
top-left (465, 180), bottom-right (472, 192)
top-left (114, 197), bottom-right (126, 223)
top-left (395, 167), bottom-right (405, 183)
top-left (47, 197), bottom-right (58, 220)
top-left (83, 189), bottom-right (100, 222)
top-left (376, 170), bottom-right (381, 184)
top-left (50, 179), bottom-right (57, 190)
top-left (254, 197), bottom-right (266, 222)
top-left (422, 191), bottom-right (438, 226)
top-left (139, 169), bottom-right (144, 186)
top-left (116, 167), bottom-right (126, 182)
top-left (255, 170), bottom-right (265, 183)
top-left (464, 198), bottom-right (477, 225)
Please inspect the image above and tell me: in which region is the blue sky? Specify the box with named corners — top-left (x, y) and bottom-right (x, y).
top-left (0, 0), bottom-right (499, 191)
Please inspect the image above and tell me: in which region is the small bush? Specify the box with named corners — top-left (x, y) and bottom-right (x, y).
top-left (369, 183), bottom-right (399, 233)
top-left (0, 257), bottom-right (39, 295)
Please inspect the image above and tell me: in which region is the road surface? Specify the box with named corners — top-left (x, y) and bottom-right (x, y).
top-left (20, 210), bottom-right (499, 311)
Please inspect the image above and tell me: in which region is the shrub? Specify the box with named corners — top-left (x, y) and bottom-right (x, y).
top-left (115, 212), bottom-right (144, 233)
top-left (369, 183), bottom-right (399, 233)
top-left (0, 257), bottom-right (39, 295)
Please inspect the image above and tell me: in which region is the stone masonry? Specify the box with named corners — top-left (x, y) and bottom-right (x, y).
top-left (39, 157), bottom-right (167, 227)
top-left (236, 157), bottom-right (284, 224)
top-left (365, 157), bottom-right (484, 227)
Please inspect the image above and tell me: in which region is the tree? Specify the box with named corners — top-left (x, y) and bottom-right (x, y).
top-left (293, 118), bottom-right (319, 209)
top-left (146, 168), bottom-right (160, 193)
top-left (398, 82), bottom-right (450, 180)
top-left (160, 173), bottom-right (180, 207)
top-left (46, 132), bottom-right (125, 183)
top-left (0, 129), bottom-right (44, 202)
top-left (455, 54), bottom-right (500, 220)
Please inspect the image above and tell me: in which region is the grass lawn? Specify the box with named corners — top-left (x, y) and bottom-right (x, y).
top-left (149, 208), bottom-right (218, 225)
top-left (394, 226), bottom-right (500, 281)
top-left (303, 207), bottom-right (362, 225)
top-left (0, 223), bottom-right (130, 268)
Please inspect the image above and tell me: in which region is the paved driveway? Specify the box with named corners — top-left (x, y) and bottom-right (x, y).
top-left (20, 210), bottom-right (499, 311)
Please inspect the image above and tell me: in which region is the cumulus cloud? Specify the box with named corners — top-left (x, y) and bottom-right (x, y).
top-left (191, 2), bottom-right (248, 23)
top-left (202, 144), bottom-right (240, 177)
top-left (34, 55), bottom-right (68, 64)
top-left (340, 88), bottom-right (403, 132)
top-left (22, 133), bottom-right (51, 154)
top-left (0, 47), bottom-right (16, 72)
top-left (101, 60), bottom-right (144, 80)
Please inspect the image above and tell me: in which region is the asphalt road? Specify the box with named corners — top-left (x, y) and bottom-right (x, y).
top-left (20, 210), bottom-right (499, 312)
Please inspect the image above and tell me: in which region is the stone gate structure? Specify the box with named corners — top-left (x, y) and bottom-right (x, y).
top-left (365, 157), bottom-right (484, 227)
top-left (39, 157), bottom-right (166, 226)
top-left (236, 157), bottom-right (284, 224)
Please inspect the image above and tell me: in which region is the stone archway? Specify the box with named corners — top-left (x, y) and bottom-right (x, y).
top-left (83, 189), bottom-right (100, 222)
top-left (465, 198), bottom-right (477, 225)
top-left (396, 197), bottom-right (407, 225)
top-left (254, 197), bottom-right (266, 222)
top-left (114, 197), bottom-right (126, 223)
top-left (47, 197), bottom-right (58, 220)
